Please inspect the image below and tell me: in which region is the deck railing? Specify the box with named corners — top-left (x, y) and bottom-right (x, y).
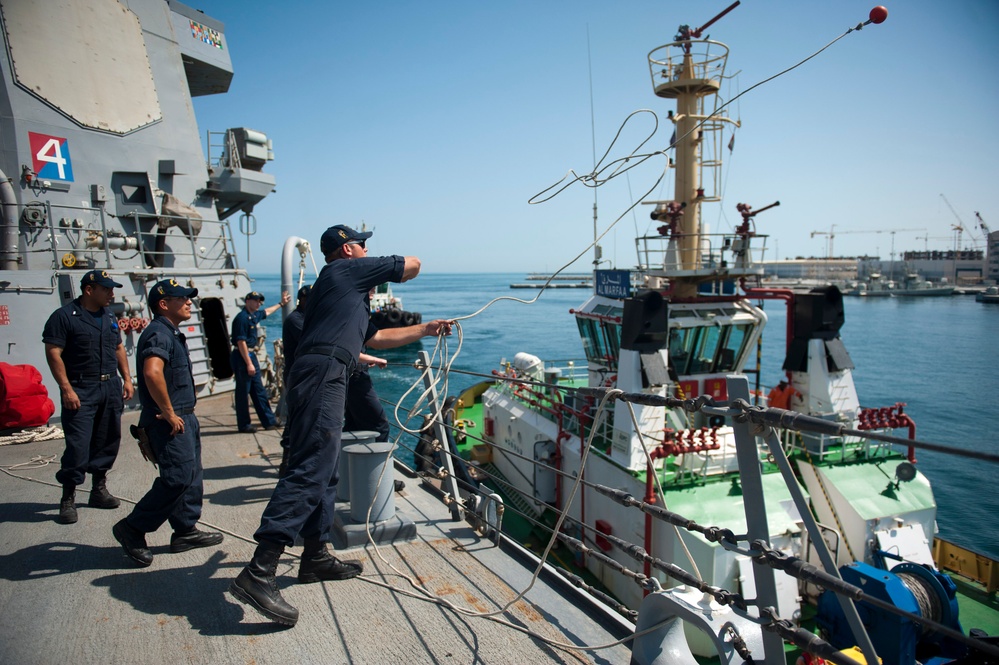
top-left (25, 201), bottom-right (237, 271)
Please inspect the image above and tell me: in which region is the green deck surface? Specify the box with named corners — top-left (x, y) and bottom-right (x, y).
top-left (811, 457), bottom-right (936, 519)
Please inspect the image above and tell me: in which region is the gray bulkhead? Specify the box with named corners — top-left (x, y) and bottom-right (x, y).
top-left (0, 0), bottom-right (275, 412)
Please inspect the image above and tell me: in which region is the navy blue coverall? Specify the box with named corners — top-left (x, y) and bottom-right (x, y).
top-left (230, 307), bottom-right (278, 430)
top-left (42, 299), bottom-right (124, 487)
top-left (278, 306), bottom-right (306, 455)
top-left (281, 306), bottom-right (305, 384)
top-left (285, 303), bottom-right (390, 446)
top-left (344, 365), bottom-right (390, 442)
top-left (125, 316), bottom-right (205, 533)
top-left (255, 255), bottom-right (404, 546)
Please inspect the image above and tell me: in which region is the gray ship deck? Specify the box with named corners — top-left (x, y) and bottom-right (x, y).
top-left (0, 394), bottom-right (632, 664)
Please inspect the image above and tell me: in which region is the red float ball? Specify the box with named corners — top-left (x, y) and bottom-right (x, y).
top-left (869, 6), bottom-right (888, 24)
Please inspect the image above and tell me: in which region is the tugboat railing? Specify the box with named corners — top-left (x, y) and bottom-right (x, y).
top-left (635, 232), bottom-right (769, 275)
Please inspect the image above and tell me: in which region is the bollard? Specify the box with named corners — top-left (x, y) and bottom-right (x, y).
top-left (337, 430), bottom-right (378, 502)
top-left (344, 441), bottom-right (396, 524)
top-left (331, 441), bottom-right (416, 549)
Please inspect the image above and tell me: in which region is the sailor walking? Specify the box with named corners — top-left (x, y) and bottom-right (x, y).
top-left (112, 279), bottom-right (223, 567)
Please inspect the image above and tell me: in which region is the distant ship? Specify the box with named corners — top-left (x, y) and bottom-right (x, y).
top-left (844, 270), bottom-right (956, 297)
top-left (976, 285), bottom-right (999, 303)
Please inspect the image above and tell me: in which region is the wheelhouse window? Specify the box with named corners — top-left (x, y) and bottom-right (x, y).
top-left (716, 323), bottom-right (749, 371)
top-left (669, 322), bottom-right (751, 375)
top-left (576, 315), bottom-right (620, 369)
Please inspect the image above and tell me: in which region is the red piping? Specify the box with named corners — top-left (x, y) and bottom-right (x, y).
top-left (858, 403), bottom-right (918, 463)
top-left (739, 278), bottom-right (797, 355)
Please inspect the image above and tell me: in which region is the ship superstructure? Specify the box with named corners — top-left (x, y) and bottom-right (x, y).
top-left (0, 0), bottom-right (276, 405)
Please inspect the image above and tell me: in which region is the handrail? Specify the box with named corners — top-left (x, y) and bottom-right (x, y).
top-left (18, 199), bottom-right (237, 271)
top-left (635, 231), bottom-right (770, 274)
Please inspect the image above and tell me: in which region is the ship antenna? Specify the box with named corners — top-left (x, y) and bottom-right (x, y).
top-left (587, 25), bottom-right (600, 269)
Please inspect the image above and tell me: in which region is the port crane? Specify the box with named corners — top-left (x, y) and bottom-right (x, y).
top-left (939, 193), bottom-right (985, 250)
top-left (810, 225), bottom-right (926, 259)
top-left (975, 211), bottom-right (990, 236)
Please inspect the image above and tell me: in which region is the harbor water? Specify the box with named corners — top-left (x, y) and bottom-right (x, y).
top-left (254, 272), bottom-right (999, 559)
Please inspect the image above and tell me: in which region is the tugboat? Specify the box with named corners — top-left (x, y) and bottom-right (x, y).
top-left (369, 282), bottom-right (422, 328)
top-left (452, 4), bottom-right (998, 663)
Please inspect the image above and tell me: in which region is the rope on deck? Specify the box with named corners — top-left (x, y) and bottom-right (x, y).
top-left (0, 425), bottom-right (64, 446)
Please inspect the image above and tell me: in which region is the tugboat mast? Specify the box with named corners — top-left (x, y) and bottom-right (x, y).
top-left (647, 2), bottom-right (744, 298)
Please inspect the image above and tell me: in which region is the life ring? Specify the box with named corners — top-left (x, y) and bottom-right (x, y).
top-left (401, 311), bottom-right (415, 326)
top-left (385, 309), bottom-right (403, 326)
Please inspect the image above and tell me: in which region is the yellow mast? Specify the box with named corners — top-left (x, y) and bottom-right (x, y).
top-left (647, 2), bottom-right (740, 298)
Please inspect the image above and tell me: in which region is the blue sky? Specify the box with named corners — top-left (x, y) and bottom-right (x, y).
top-left (190, 1), bottom-right (999, 276)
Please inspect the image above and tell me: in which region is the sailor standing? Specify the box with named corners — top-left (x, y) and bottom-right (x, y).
top-left (280, 284), bottom-right (311, 384)
top-left (230, 290), bottom-right (290, 433)
top-left (276, 284), bottom-right (310, 477)
top-left (766, 378), bottom-right (802, 410)
top-left (42, 269), bottom-right (134, 524)
top-left (229, 224), bottom-right (452, 626)
top-left (111, 279), bottom-right (223, 567)
top-left (277, 283), bottom-right (388, 478)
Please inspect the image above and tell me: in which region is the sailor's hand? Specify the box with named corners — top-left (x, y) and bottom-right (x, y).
top-left (424, 319), bottom-right (454, 337)
top-left (156, 410), bottom-right (185, 436)
top-left (247, 361), bottom-right (256, 377)
top-left (121, 379), bottom-right (135, 401)
top-left (61, 386), bottom-right (81, 410)
top-left (360, 352), bottom-right (387, 369)
top-left (280, 291), bottom-right (291, 306)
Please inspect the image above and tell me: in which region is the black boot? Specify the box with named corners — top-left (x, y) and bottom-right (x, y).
top-left (170, 527), bottom-right (224, 553)
top-left (88, 472), bottom-right (120, 509)
top-left (112, 518), bottom-right (153, 567)
top-left (58, 485), bottom-right (77, 524)
top-left (229, 541), bottom-right (299, 626)
top-left (298, 539), bottom-right (363, 583)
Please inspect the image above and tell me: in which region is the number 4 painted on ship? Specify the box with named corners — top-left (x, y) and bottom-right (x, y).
top-left (28, 131), bottom-right (74, 182)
